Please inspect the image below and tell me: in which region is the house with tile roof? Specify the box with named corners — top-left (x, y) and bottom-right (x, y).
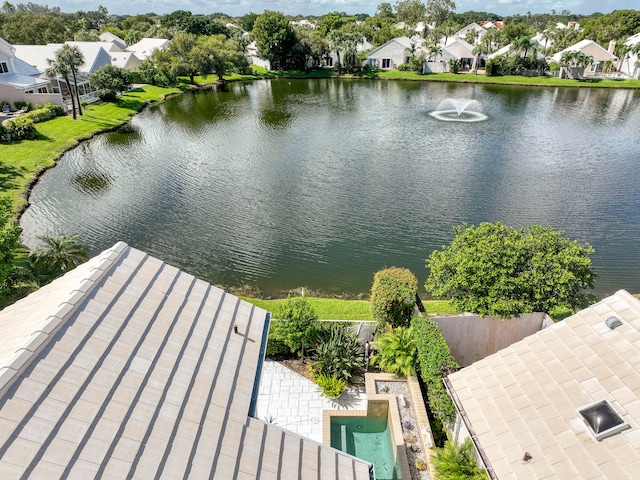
top-left (126, 38), bottom-right (170, 61)
top-left (0, 242), bottom-right (373, 480)
top-left (445, 289), bottom-right (640, 479)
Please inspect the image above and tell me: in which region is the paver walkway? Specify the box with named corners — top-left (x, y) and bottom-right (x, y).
top-left (256, 359), bottom-right (366, 443)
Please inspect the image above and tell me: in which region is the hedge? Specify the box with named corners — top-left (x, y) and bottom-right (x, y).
top-left (412, 316), bottom-right (459, 427)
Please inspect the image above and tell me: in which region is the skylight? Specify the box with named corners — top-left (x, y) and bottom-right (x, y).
top-left (578, 400), bottom-right (630, 441)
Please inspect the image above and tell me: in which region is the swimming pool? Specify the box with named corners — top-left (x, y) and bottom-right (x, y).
top-left (330, 416), bottom-right (401, 480)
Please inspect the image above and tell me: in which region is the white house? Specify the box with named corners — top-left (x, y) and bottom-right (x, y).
top-left (619, 32), bottom-right (640, 79)
top-left (99, 31), bottom-right (127, 51)
top-left (14, 42), bottom-right (112, 103)
top-left (425, 38), bottom-right (476, 73)
top-left (551, 39), bottom-right (618, 77)
top-left (456, 23), bottom-right (486, 45)
top-left (126, 38), bottom-right (170, 61)
top-left (246, 41), bottom-right (270, 70)
top-left (109, 51), bottom-right (142, 71)
top-left (366, 36), bottom-right (425, 70)
top-left (0, 37), bottom-right (62, 109)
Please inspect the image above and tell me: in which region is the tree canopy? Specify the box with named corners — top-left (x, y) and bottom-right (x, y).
top-left (425, 222), bottom-right (596, 318)
top-left (252, 10), bottom-right (298, 70)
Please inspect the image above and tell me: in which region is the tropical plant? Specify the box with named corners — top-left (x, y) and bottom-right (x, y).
top-left (370, 325), bottom-right (417, 377)
top-left (370, 267), bottom-right (418, 329)
top-left (314, 372), bottom-right (347, 398)
top-left (29, 233), bottom-right (89, 285)
top-left (432, 438), bottom-right (489, 480)
top-left (269, 297), bottom-right (318, 359)
top-left (412, 316), bottom-right (458, 427)
top-left (49, 45), bottom-right (84, 119)
top-left (310, 323), bottom-right (363, 382)
top-left (89, 65), bottom-right (133, 101)
top-left (426, 222), bottom-right (596, 318)
top-left (448, 58), bottom-right (461, 73)
top-left (560, 50), bottom-right (592, 79)
top-left (0, 199), bottom-right (24, 294)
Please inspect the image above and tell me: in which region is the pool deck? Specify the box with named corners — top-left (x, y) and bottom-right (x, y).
top-left (256, 359), bottom-right (366, 443)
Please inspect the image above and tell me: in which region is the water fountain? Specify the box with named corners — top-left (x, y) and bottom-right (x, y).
top-left (430, 98), bottom-right (488, 122)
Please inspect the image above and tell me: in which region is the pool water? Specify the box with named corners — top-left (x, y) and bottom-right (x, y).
top-left (330, 416), bottom-right (400, 480)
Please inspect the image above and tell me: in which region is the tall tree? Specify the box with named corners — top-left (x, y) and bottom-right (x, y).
top-left (46, 45), bottom-right (85, 119)
top-left (395, 0), bottom-right (426, 29)
top-left (426, 222), bottom-right (596, 318)
top-left (195, 34), bottom-right (247, 81)
top-left (252, 10), bottom-right (297, 70)
top-left (425, 0), bottom-right (456, 26)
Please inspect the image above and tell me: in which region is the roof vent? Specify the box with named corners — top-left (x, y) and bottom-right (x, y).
top-left (578, 400), bottom-right (629, 441)
top-left (605, 316), bottom-right (622, 329)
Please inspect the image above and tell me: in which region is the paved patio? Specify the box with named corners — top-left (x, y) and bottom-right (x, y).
top-left (256, 359), bottom-right (366, 443)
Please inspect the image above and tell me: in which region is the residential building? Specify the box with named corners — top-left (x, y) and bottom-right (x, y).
top-left (126, 38), bottom-right (170, 62)
top-left (619, 32), bottom-right (640, 79)
top-left (446, 289), bottom-right (640, 479)
top-left (552, 39), bottom-right (618, 77)
top-left (366, 36), bottom-right (425, 70)
top-left (0, 242), bottom-right (373, 479)
top-left (0, 37), bottom-right (62, 108)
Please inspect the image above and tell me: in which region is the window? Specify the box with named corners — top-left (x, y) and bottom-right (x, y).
top-left (578, 400), bottom-right (629, 441)
top-left (0, 61), bottom-right (8, 74)
top-left (37, 86), bottom-right (48, 93)
top-left (382, 58), bottom-right (391, 69)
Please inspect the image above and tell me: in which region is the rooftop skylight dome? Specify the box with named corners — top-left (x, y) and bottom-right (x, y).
top-left (578, 400), bottom-right (630, 441)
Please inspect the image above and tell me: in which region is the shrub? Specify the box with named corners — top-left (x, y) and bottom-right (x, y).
top-left (371, 267), bottom-right (418, 329)
top-left (310, 323), bottom-right (363, 382)
top-left (314, 372), bottom-right (347, 398)
top-left (370, 325), bottom-right (417, 377)
top-left (5, 117), bottom-right (37, 141)
top-left (449, 58), bottom-right (461, 74)
top-left (412, 316), bottom-right (458, 427)
top-left (270, 297), bottom-right (318, 358)
top-left (432, 438), bottom-right (489, 480)
top-left (13, 101), bottom-right (31, 111)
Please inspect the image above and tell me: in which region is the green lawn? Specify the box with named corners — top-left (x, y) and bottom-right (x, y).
top-left (240, 296), bottom-right (459, 320)
top-left (250, 67), bottom-right (640, 89)
top-left (1, 85), bottom-right (180, 211)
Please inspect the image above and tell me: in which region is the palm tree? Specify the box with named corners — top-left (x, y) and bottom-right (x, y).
top-left (472, 43), bottom-right (488, 74)
top-left (539, 29), bottom-right (554, 56)
top-left (512, 36), bottom-right (534, 59)
top-left (560, 50), bottom-right (592, 79)
top-left (432, 439), bottom-right (489, 480)
top-left (30, 233), bottom-right (89, 285)
top-left (47, 45), bottom-right (85, 119)
top-left (370, 325), bottom-right (417, 377)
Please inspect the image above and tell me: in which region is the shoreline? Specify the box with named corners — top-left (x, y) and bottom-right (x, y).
top-left (10, 72), bottom-right (640, 221)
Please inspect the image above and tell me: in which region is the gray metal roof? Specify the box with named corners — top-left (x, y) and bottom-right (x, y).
top-left (0, 242), bottom-right (371, 479)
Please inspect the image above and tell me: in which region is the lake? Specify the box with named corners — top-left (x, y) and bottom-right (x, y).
top-left (20, 79), bottom-right (640, 298)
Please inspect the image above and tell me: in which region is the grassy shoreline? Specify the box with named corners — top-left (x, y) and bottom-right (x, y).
top-left (240, 295), bottom-right (459, 319)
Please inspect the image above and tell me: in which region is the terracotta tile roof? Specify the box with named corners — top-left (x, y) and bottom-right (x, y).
top-left (0, 242), bottom-right (371, 479)
top-left (448, 290), bottom-right (640, 479)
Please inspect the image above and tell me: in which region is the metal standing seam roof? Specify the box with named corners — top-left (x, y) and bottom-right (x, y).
top-left (448, 289), bottom-right (640, 480)
top-left (0, 242), bottom-right (372, 480)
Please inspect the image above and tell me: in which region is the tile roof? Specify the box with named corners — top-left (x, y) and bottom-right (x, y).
top-left (0, 242), bottom-right (372, 479)
top-left (448, 290), bottom-right (640, 480)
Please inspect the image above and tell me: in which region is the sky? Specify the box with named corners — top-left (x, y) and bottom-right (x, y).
top-left (45, 0), bottom-right (638, 18)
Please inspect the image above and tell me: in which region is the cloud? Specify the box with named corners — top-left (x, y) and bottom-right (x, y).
top-left (39, 0), bottom-right (638, 17)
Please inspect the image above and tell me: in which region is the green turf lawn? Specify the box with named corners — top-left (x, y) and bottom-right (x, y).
top-left (0, 85), bottom-right (180, 211)
top-left (240, 296), bottom-right (458, 320)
